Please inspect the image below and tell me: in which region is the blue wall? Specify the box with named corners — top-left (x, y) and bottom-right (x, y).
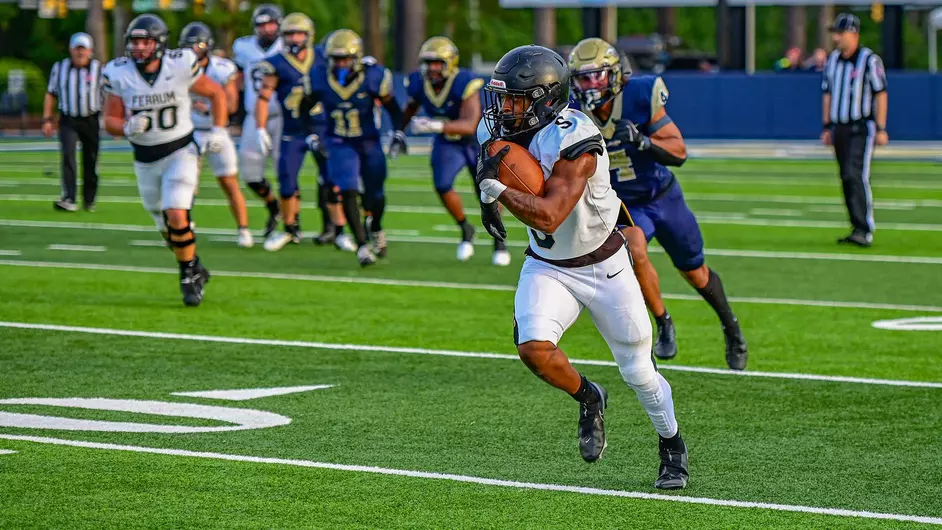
top-left (392, 72), bottom-right (942, 141)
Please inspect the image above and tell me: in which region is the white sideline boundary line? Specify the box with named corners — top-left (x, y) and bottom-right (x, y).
top-left (1, 259), bottom-right (941, 313)
top-left (0, 449), bottom-right (16, 455)
top-left (0, 434), bottom-right (938, 525)
top-left (47, 244), bottom-right (107, 252)
top-left (3, 321), bottom-right (942, 389)
top-left (4, 218), bottom-right (942, 266)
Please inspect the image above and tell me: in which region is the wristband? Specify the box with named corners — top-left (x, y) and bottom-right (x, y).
top-left (479, 179), bottom-right (507, 202)
top-left (41, 117), bottom-right (53, 124)
top-left (876, 125), bottom-right (886, 132)
top-left (823, 122), bottom-right (832, 131)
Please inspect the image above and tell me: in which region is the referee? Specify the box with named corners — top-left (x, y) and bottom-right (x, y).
top-left (42, 32), bottom-right (102, 212)
top-left (820, 13), bottom-right (888, 248)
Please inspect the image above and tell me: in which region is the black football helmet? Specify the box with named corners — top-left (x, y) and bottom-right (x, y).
top-left (252, 4), bottom-right (283, 47)
top-left (483, 45), bottom-right (571, 141)
top-left (125, 14), bottom-right (169, 66)
top-left (178, 22), bottom-right (214, 60)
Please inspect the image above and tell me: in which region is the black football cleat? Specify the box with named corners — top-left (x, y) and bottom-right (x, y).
top-left (180, 262), bottom-right (210, 307)
top-left (263, 212), bottom-right (281, 239)
top-left (837, 231), bottom-right (872, 248)
top-left (724, 324), bottom-right (748, 371)
top-left (654, 432), bottom-right (689, 490)
top-left (653, 314), bottom-right (678, 360)
top-left (313, 225), bottom-right (337, 246)
top-left (578, 382), bottom-right (608, 463)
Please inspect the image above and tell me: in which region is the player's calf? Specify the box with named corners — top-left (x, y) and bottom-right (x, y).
top-left (247, 180), bottom-right (281, 237)
top-left (163, 209), bottom-right (209, 307)
top-left (216, 175), bottom-right (252, 248)
top-left (683, 266), bottom-right (748, 370)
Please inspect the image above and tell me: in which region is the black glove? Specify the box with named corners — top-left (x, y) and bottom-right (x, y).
top-left (388, 130), bottom-right (408, 159)
top-left (479, 200), bottom-right (507, 242)
top-left (474, 144), bottom-right (510, 200)
top-left (608, 120), bottom-right (650, 151)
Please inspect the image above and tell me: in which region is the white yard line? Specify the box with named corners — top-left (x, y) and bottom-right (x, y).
top-left (0, 250), bottom-right (21, 256)
top-left (0, 434), bottom-right (939, 525)
top-left (6, 218), bottom-right (942, 265)
top-left (0, 259), bottom-right (939, 313)
top-left (4, 195), bottom-right (942, 231)
top-left (2, 321), bottom-right (942, 389)
top-left (680, 175), bottom-right (942, 190)
top-left (46, 244), bottom-right (107, 252)
top-left (0, 449), bottom-right (17, 455)
top-left (748, 208), bottom-right (803, 217)
top-left (129, 240), bottom-right (168, 247)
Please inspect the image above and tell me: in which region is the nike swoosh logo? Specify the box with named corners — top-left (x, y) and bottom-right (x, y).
top-left (606, 269), bottom-right (624, 279)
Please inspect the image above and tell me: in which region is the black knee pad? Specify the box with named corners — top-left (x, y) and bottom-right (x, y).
top-left (163, 211), bottom-right (195, 248)
top-left (247, 180), bottom-right (272, 198)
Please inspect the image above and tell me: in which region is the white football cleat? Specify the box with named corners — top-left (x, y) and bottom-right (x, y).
top-left (263, 231), bottom-right (295, 252)
top-left (357, 245), bottom-right (377, 267)
top-left (237, 228), bottom-right (254, 248)
top-left (492, 249), bottom-right (512, 267)
top-left (456, 241), bottom-right (475, 262)
top-left (334, 233), bottom-right (357, 252)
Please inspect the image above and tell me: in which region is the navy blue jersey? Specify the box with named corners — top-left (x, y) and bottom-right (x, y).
top-left (309, 45), bottom-right (328, 132)
top-left (574, 75), bottom-right (675, 205)
top-left (307, 61), bottom-right (393, 141)
top-left (257, 49), bottom-right (315, 136)
top-left (405, 69), bottom-right (483, 142)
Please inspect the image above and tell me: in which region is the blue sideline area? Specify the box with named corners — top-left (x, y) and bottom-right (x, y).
top-left (387, 72), bottom-right (942, 141)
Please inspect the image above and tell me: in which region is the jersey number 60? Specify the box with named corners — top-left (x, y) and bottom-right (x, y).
top-left (130, 105), bottom-right (178, 132)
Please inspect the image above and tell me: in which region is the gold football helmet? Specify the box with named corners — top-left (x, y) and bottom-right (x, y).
top-left (418, 36), bottom-right (459, 81)
top-left (325, 29), bottom-right (365, 73)
top-left (280, 13), bottom-right (314, 54)
top-left (567, 37), bottom-right (631, 110)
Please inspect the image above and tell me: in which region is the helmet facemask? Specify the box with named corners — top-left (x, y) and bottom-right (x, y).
top-left (283, 30), bottom-right (310, 56)
top-left (484, 83), bottom-right (562, 140)
top-left (572, 66), bottom-right (616, 111)
top-left (420, 59), bottom-right (447, 85)
top-left (126, 36), bottom-right (161, 66)
top-left (329, 55), bottom-right (358, 86)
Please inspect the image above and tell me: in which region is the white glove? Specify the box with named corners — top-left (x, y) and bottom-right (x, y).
top-left (123, 114), bottom-right (149, 139)
top-left (204, 126), bottom-right (229, 154)
top-left (410, 116), bottom-right (445, 134)
top-left (256, 128), bottom-right (272, 156)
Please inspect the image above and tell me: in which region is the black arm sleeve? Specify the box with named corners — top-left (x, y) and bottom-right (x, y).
top-left (383, 97), bottom-right (405, 132)
top-left (648, 142), bottom-right (686, 167)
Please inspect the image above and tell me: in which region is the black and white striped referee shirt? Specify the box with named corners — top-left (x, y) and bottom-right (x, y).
top-left (47, 58), bottom-right (102, 118)
top-left (821, 47), bottom-right (887, 124)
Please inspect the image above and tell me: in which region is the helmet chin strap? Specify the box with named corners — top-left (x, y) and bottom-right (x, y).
top-left (257, 35), bottom-right (276, 49)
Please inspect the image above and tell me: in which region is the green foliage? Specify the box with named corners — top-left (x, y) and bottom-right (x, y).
top-left (0, 59), bottom-right (47, 113)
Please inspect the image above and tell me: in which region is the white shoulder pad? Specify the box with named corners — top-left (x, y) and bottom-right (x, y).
top-left (476, 117), bottom-right (491, 146)
top-left (101, 58), bottom-right (128, 95)
top-left (211, 57), bottom-right (238, 85)
top-left (530, 108), bottom-right (603, 175)
top-left (164, 48), bottom-right (201, 85)
top-left (231, 36), bottom-right (254, 69)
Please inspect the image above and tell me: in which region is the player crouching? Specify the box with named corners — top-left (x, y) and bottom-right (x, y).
top-left (403, 37), bottom-right (511, 266)
top-left (179, 22), bottom-right (252, 248)
top-left (103, 14), bottom-right (224, 306)
top-left (568, 39), bottom-right (747, 370)
top-left (476, 45), bottom-right (688, 489)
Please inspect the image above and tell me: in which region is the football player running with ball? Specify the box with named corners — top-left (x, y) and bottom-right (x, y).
top-left (476, 45), bottom-right (688, 489)
top-left (402, 37), bottom-right (511, 266)
top-left (178, 22), bottom-right (252, 248)
top-left (568, 38), bottom-right (748, 370)
top-left (102, 14), bottom-right (227, 306)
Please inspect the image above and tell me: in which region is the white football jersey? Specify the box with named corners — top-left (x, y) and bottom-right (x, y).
top-left (477, 107), bottom-right (621, 260)
top-left (232, 35), bottom-right (283, 116)
top-left (191, 55), bottom-right (237, 130)
top-left (102, 49), bottom-right (200, 146)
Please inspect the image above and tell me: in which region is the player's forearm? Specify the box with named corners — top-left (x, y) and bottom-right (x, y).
top-left (874, 92), bottom-right (888, 129)
top-left (442, 119), bottom-right (478, 137)
top-left (383, 98), bottom-right (405, 131)
top-left (42, 93), bottom-right (57, 120)
top-left (104, 115), bottom-right (125, 137)
top-left (254, 96), bottom-right (269, 129)
top-left (210, 90), bottom-right (227, 127)
top-left (648, 135), bottom-right (686, 166)
top-left (402, 103), bottom-right (419, 130)
top-left (497, 188), bottom-right (561, 234)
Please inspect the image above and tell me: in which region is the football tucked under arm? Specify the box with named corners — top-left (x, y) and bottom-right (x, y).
top-left (495, 152), bottom-right (597, 234)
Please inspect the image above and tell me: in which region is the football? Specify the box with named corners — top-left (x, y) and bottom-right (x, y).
top-left (487, 140), bottom-right (546, 197)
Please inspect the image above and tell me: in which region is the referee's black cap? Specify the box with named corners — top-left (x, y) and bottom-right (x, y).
top-left (829, 13), bottom-right (861, 33)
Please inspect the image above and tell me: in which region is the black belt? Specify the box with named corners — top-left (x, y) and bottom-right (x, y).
top-left (833, 121), bottom-right (872, 135)
top-left (525, 230), bottom-right (626, 268)
top-left (131, 133), bottom-right (195, 163)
